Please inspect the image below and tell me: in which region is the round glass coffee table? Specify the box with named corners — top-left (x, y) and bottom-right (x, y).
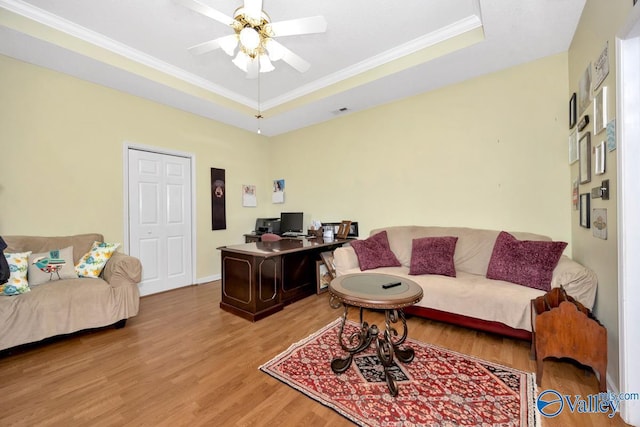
top-left (328, 273), bottom-right (423, 396)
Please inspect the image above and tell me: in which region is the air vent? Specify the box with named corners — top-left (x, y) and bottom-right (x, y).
top-left (331, 107), bottom-right (350, 115)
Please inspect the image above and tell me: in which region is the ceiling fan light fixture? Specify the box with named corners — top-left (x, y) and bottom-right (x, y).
top-left (239, 27), bottom-right (261, 51)
top-left (259, 54), bottom-right (274, 73)
top-left (219, 35), bottom-right (238, 56)
top-left (232, 51), bottom-right (250, 72)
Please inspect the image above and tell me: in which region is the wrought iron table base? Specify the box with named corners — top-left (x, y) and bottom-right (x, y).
top-left (330, 304), bottom-right (414, 397)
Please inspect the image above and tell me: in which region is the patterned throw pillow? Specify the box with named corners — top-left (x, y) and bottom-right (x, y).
top-left (75, 241), bottom-right (120, 278)
top-left (28, 246), bottom-right (78, 286)
top-left (409, 236), bottom-right (458, 277)
top-left (486, 231), bottom-right (567, 291)
top-left (1, 251), bottom-right (32, 296)
top-left (349, 231), bottom-right (401, 271)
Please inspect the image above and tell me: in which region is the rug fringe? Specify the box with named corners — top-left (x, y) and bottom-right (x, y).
top-left (529, 373), bottom-right (541, 427)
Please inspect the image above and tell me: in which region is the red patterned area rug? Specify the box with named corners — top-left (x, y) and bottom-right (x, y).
top-left (260, 319), bottom-right (539, 427)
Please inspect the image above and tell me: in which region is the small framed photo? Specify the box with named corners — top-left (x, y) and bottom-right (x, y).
top-left (595, 141), bottom-right (606, 175)
top-left (336, 220), bottom-right (352, 239)
top-left (593, 86), bottom-right (607, 135)
top-left (569, 93), bottom-right (577, 129)
top-left (580, 193), bottom-right (591, 228)
top-left (579, 132), bottom-right (591, 184)
top-left (592, 208), bottom-right (607, 240)
top-left (316, 261), bottom-right (331, 294)
top-left (569, 130), bottom-right (578, 164)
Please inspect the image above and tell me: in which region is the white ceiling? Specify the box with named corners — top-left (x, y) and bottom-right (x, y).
top-left (0, 0), bottom-right (585, 136)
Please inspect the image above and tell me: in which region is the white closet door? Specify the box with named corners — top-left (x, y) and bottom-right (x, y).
top-left (128, 149), bottom-right (192, 296)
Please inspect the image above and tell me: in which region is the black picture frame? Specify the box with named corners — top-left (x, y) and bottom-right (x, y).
top-left (211, 168), bottom-right (226, 230)
top-left (569, 92), bottom-right (577, 129)
top-left (323, 221), bottom-right (359, 237)
top-left (580, 193), bottom-right (591, 228)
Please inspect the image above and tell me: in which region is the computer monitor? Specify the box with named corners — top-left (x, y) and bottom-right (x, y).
top-left (280, 212), bottom-right (304, 234)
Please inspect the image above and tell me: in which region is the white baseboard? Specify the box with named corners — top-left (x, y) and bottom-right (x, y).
top-left (195, 274), bottom-right (221, 284)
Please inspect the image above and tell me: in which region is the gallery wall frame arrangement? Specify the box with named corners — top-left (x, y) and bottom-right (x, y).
top-left (579, 132), bottom-right (591, 184)
top-left (580, 193), bottom-right (591, 228)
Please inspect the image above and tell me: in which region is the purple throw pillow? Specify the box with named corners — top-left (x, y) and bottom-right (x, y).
top-left (409, 236), bottom-right (458, 277)
top-left (350, 231), bottom-right (401, 271)
top-left (486, 231), bottom-right (567, 291)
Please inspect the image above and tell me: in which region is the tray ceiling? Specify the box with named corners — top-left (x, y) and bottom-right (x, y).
top-left (0, 0), bottom-right (585, 136)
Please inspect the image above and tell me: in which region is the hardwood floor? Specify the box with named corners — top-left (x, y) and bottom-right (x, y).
top-left (0, 281), bottom-right (631, 426)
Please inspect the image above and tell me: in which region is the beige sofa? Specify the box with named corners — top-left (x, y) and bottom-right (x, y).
top-left (1, 234), bottom-right (141, 351)
top-left (333, 226), bottom-right (597, 340)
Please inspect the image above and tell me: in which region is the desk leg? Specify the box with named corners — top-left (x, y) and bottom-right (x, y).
top-left (331, 305), bottom-right (377, 373)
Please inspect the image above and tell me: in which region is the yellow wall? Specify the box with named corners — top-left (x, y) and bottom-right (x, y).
top-left (0, 54), bottom-right (270, 280)
top-left (1, 5), bottom-right (627, 390)
top-left (270, 53), bottom-right (571, 245)
top-left (568, 0), bottom-right (632, 389)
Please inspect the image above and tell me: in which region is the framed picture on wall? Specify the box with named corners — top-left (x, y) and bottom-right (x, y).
top-left (569, 93), bottom-right (577, 129)
top-left (580, 193), bottom-right (591, 228)
top-left (593, 87), bottom-right (607, 135)
top-left (569, 130), bottom-right (578, 164)
top-left (595, 141), bottom-right (606, 175)
top-left (579, 132), bottom-right (591, 184)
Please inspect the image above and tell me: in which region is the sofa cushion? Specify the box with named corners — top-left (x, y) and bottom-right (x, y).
top-left (409, 236), bottom-right (458, 277)
top-left (4, 234), bottom-right (104, 265)
top-left (76, 241), bottom-right (120, 278)
top-left (1, 251), bottom-right (31, 296)
top-left (370, 226), bottom-right (552, 276)
top-left (28, 246), bottom-right (77, 286)
top-left (350, 231), bottom-right (401, 271)
top-left (486, 231), bottom-right (567, 291)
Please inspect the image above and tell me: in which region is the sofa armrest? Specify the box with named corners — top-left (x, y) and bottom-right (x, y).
top-left (334, 245), bottom-right (360, 276)
top-left (550, 256), bottom-right (598, 310)
top-left (102, 252), bottom-right (142, 288)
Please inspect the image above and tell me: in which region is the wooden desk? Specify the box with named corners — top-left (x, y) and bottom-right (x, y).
top-left (219, 238), bottom-right (347, 321)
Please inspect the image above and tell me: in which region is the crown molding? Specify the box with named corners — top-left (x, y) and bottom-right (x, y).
top-left (0, 0), bottom-right (255, 108)
top-left (1, 0), bottom-right (482, 114)
top-left (262, 14), bottom-right (483, 110)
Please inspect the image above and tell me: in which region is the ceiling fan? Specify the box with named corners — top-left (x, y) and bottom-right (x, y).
top-left (176, 0), bottom-right (327, 78)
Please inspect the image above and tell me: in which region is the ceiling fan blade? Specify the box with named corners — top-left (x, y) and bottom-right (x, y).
top-left (268, 16), bottom-right (327, 37)
top-left (246, 58), bottom-right (259, 79)
top-left (188, 34), bottom-right (238, 56)
top-left (243, 0), bottom-right (263, 21)
top-left (269, 40), bottom-right (310, 73)
top-left (175, 0), bottom-right (235, 26)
